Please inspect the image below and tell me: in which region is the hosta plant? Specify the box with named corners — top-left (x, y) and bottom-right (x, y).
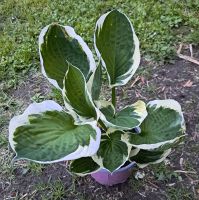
top-left (9, 10), bottom-right (185, 176)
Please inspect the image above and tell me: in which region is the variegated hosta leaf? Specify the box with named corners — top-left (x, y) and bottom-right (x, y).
top-left (9, 101), bottom-right (101, 163)
top-left (92, 130), bottom-right (131, 172)
top-left (129, 147), bottom-right (140, 157)
top-left (129, 148), bottom-right (171, 168)
top-left (94, 10), bottom-right (140, 87)
top-left (128, 99), bottom-right (186, 150)
top-left (63, 63), bottom-right (98, 120)
top-left (70, 157), bottom-right (100, 176)
top-left (98, 100), bottom-right (147, 130)
top-left (39, 23), bottom-right (96, 89)
top-left (87, 64), bottom-right (102, 101)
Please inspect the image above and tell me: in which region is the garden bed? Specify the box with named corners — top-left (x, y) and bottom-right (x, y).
top-left (1, 52), bottom-right (198, 199)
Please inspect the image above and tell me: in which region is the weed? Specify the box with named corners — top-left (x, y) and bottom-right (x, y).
top-left (35, 179), bottom-right (66, 200)
top-left (0, 133), bottom-right (8, 147)
top-left (129, 176), bottom-right (145, 193)
top-left (137, 66), bottom-right (153, 79)
top-left (51, 180), bottom-right (65, 200)
top-left (27, 162), bottom-right (44, 175)
top-left (31, 93), bottom-right (45, 103)
top-left (50, 88), bottom-right (64, 106)
top-left (167, 187), bottom-right (194, 200)
top-left (145, 84), bottom-right (157, 94)
top-left (150, 163), bottom-right (182, 182)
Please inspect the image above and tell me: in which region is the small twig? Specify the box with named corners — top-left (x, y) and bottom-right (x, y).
top-left (193, 131), bottom-right (199, 141)
top-left (29, 190), bottom-right (37, 198)
top-left (177, 43), bottom-right (183, 54)
top-left (189, 44), bottom-right (193, 57)
top-left (177, 43), bottom-right (199, 65)
top-left (191, 185), bottom-right (197, 199)
top-left (135, 90), bottom-right (147, 100)
top-left (192, 180), bottom-right (199, 183)
top-left (59, 161), bottom-right (68, 167)
top-left (177, 156), bottom-right (198, 199)
top-left (20, 193), bottom-right (28, 198)
top-left (179, 158), bottom-right (184, 169)
top-left (138, 191), bottom-right (146, 198)
top-left (174, 170), bottom-right (197, 174)
top-left (131, 76), bottom-right (140, 87)
top-left (147, 181), bottom-right (159, 189)
top-left (164, 90), bottom-right (167, 99)
top-left (167, 183), bottom-right (176, 187)
top-left (178, 54), bottom-right (199, 66)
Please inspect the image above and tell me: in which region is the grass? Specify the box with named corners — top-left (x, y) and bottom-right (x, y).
top-left (150, 162), bottom-right (182, 182)
top-left (167, 187), bottom-right (194, 200)
top-left (0, 0), bottom-right (199, 199)
top-left (0, 0), bottom-right (199, 93)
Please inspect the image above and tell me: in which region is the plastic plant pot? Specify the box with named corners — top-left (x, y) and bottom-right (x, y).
top-left (91, 162), bottom-right (136, 186)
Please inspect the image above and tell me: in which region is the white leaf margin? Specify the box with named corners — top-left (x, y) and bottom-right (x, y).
top-left (69, 159), bottom-right (101, 177)
top-left (39, 25), bottom-right (60, 89)
top-left (62, 64), bottom-right (101, 124)
top-left (71, 167), bottom-right (101, 177)
top-left (94, 10), bottom-right (140, 88)
top-left (97, 100), bottom-right (147, 130)
top-left (9, 100), bottom-right (101, 164)
top-left (148, 99), bottom-right (186, 131)
top-left (87, 62), bottom-right (101, 99)
top-left (39, 24), bottom-right (96, 90)
top-left (129, 148), bottom-right (140, 158)
top-left (92, 129), bottom-right (132, 173)
top-left (9, 100), bottom-right (62, 151)
top-left (135, 149), bottom-right (172, 168)
top-left (129, 99), bottom-right (186, 150)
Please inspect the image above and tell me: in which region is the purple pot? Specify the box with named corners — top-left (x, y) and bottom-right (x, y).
top-left (91, 162), bottom-right (136, 186)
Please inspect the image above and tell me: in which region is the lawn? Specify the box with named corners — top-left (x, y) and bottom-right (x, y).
top-left (0, 0), bottom-right (199, 199)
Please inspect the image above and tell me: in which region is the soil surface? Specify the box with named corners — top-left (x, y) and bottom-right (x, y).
top-left (0, 47), bottom-right (199, 200)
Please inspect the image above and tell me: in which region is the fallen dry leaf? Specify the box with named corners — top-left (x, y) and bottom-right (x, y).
top-left (140, 76), bottom-right (145, 84)
top-left (183, 80), bottom-right (193, 88)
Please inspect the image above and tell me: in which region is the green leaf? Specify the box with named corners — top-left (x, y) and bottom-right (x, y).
top-left (128, 100), bottom-right (186, 150)
top-left (9, 101), bottom-right (101, 163)
top-left (95, 10), bottom-right (140, 87)
top-left (98, 100), bottom-right (147, 129)
top-left (130, 148), bottom-right (171, 168)
top-left (39, 24), bottom-right (96, 89)
top-left (87, 65), bottom-right (102, 101)
top-left (92, 130), bottom-right (130, 172)
top-left (70, 157), bottom-right (100, 176)
top-left (63, 63), bottom-right (97, 120)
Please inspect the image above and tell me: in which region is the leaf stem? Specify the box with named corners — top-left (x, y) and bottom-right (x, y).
top-left (112, 87), bottom-right (116, 108)
top-left (98, 118), bottom-right (107, 131)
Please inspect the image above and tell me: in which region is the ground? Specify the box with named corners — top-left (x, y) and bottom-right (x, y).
top-left (0, 0), bottom-right (199, 199)
top-left (1, 50), bottom-right (199, 199)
